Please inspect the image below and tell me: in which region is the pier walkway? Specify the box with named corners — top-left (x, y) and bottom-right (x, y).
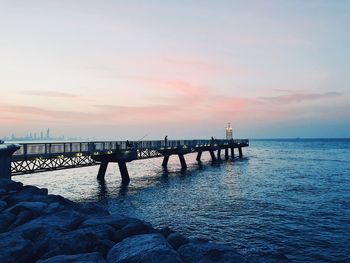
top-left (8, 139), bottom-right (249, 184)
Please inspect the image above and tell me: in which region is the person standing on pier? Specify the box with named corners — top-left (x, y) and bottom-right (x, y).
top-left (164, 135), bottom-right (168, 147)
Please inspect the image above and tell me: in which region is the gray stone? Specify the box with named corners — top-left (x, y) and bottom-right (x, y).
top-left (113, 220), bottom-right (154, 243)
top-left (37, 224), bottom-right (115, 259)
top-left (107, 233), bottom-right (183, 263)
top-left (9, 210), bottom-right (34, 229)
top-left (167, 233), bottom-right (190, 250)
top-left (22, 185), bottom-right (48, 195)
top-left (72, 202), bottom-right (110, 216)
top-left (0, 179), bottom-right (23, 192)
top-left (5, 201), bottom-right (48, 215)
top-left (81, 214), bottom-right (140, 230)
top-left (4, 190), bottom-right (54, 206)
top-left (158, 226), bottom-right (174, 238)
top-left (94, 239), bottom-right (116, 257)
top-left (12, 209), bottom-right (85, 239)
top-left (177, 242), bottom-right (245, 263)
top-left (37, 252), bottom-right (106, 263)
top-left (0, 232), bottom-right (36, 263)
top-left (0, 200), bottom-right (7, 211)
top-left (0, 211), bottom-right (16, 233)
top-left (45, 202), bottom-right (64, 214)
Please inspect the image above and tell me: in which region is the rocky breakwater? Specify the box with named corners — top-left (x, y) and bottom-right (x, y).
top-left (0, 179), bottom-right (246, 263)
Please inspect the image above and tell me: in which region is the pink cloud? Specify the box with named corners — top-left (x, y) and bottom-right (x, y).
top-left (22, 90), bottom-right (79, 98)
top-left (259, 92), bottom-right (342, 104)
top-left (162, 56), bottom-right (250, 76)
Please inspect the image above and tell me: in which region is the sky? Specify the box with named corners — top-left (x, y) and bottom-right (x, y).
top-left (0, 0), bottom-right (349, 139)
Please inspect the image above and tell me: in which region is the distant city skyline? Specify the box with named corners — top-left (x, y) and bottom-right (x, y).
top-left (1, 128), bottom-right (85, 142)
top-left (0, 1), bottom-right (349, 139)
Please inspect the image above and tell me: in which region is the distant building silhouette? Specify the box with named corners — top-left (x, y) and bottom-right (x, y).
top-left (226, 123), bottom-right (233, 139)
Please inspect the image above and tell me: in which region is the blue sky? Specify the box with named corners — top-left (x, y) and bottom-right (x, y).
top-left (0, 1), bottom-right (349, 139)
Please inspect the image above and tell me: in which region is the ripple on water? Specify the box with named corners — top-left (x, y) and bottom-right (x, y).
top-left (18, 139), bottom-right (350, 262)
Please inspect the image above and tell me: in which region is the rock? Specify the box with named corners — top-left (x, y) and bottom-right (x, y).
top-left (44, 202), bottom-right (64, 214)
top-left (5, 201), bottom-right (49, 216)
top-left (0, 189), bottom-right (6, 196)
top-left (37, 224), bottom-right (115, 259)
top-left (9, 210), bottom-right (34, 229)
top-left (113, 221), bottom-right (154, 243)
top-left (0, 179), bottom-right (23, 192)
top-left (0, 200), bottom-right (7, 211)
top-left (0, 211), bottom-right (16, 233)
top-left (4, 190), bottom-right (69, 207)
top-left (71, 202), bottom-right (110, 216)
top-left (0, 232), bottom-right (36, 263)
top-left (37, 252), bottom-right (106, 263)
top-left (177, 242), bottom-right (245, 263)
top-left (12, 209), bottom-right (85, 239)
top-left (107, 233), bottom-right (183, 263)
top-left (167, 233), bottom-right (190, 250)
top-left (22, 185), bottom-right (48, 195)
top-left (94, 239), bottom-right (116, 257)
top-left (158, 226), bottom-right (174, 238)
top-left (81, 214), bottom-right (140, 230)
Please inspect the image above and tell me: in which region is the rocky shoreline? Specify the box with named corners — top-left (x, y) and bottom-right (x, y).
top-left (0, 179), bottom-right (246, 263)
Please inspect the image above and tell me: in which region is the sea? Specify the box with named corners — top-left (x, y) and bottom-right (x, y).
top-left (17, 139), bottom-right (350, 262)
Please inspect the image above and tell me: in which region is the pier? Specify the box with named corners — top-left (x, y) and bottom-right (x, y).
top-left (1, 139), bottom-right (249, 184)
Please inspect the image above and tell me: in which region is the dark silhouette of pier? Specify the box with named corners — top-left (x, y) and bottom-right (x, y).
top-left (7, 139), bottom-right (249, 184)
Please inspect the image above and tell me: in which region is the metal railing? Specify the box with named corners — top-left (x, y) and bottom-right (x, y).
top-left (12, 139), bottom-right (249, 159)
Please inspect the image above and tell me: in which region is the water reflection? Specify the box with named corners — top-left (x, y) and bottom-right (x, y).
top-left (97, 179), bottom-right (108, 200)
top-left (17, 141), bottom-right (350, 262)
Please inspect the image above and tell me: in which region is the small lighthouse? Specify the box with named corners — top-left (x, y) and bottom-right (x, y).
top-left (226, 123), bottom-right (233, 139)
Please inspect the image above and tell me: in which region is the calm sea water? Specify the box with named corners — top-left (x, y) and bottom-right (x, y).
top-left (18, 139), bottom-right (350, 262)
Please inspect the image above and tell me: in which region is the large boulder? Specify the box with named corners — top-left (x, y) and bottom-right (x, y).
top-left (113, 221), bottom-right (154, 243)
top-left (0, 211), bottom-right (16, 233)
top-left (70, 203), bottom-right (110, 217)
top-left (0, 200), bottom-right (7, 211)
top-left (11, 209), bottom-right (86, 240)
top-left (107, 233), bottom-right (183, 263)
top-left (4, 191), bottom-right (70, 207)
top-left (81, 214), bottom-right (140, 230)
top-left (8, 210), bottom-right (34, 229)
top-left (158, 226), bottom-right (174, 238)
top-left (0, 232), bottom-right (36, 263)
top-left (167, 233), bottom-right (190, 250)
top-left (5, 201), bottom-right (49, 216)
top-left (36, 224), bottom-right (116, 260)
top-left (22, 185), bottom-right (48, 195)
top-left (0, 188), bottom-right (6, 196)
top-left (177, 242), bottom-right (245, 263)
top-left (0, 179), bottom-right (23, 192)
top-left (37, 252), bottom-right (106, 263)
top-left (44, 202), bottom-right (65, 214)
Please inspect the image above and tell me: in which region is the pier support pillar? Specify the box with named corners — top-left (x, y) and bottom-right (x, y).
top-left (118, 161), bottom-right (130, 184)
top-left (178, 154), bottom-right (187, 170)
top-left (97, 161), bottom-right (109, 180)
top-left (196, 151), bottom-right (202, 162)
top-left (209, 150), bottom-right (217, 162)
top-left (217, 149), bottom-right (221, 160)
top-left (231, 147), bottom-right (235, 159)
top-left (225, 148), bottom-right (229, 160)
top-left (238, 147), bottom-right (243, 158)
top-left (0, 143), bottom-right (20, 179)
top-left (162, 156), bottom-right (169, 168)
